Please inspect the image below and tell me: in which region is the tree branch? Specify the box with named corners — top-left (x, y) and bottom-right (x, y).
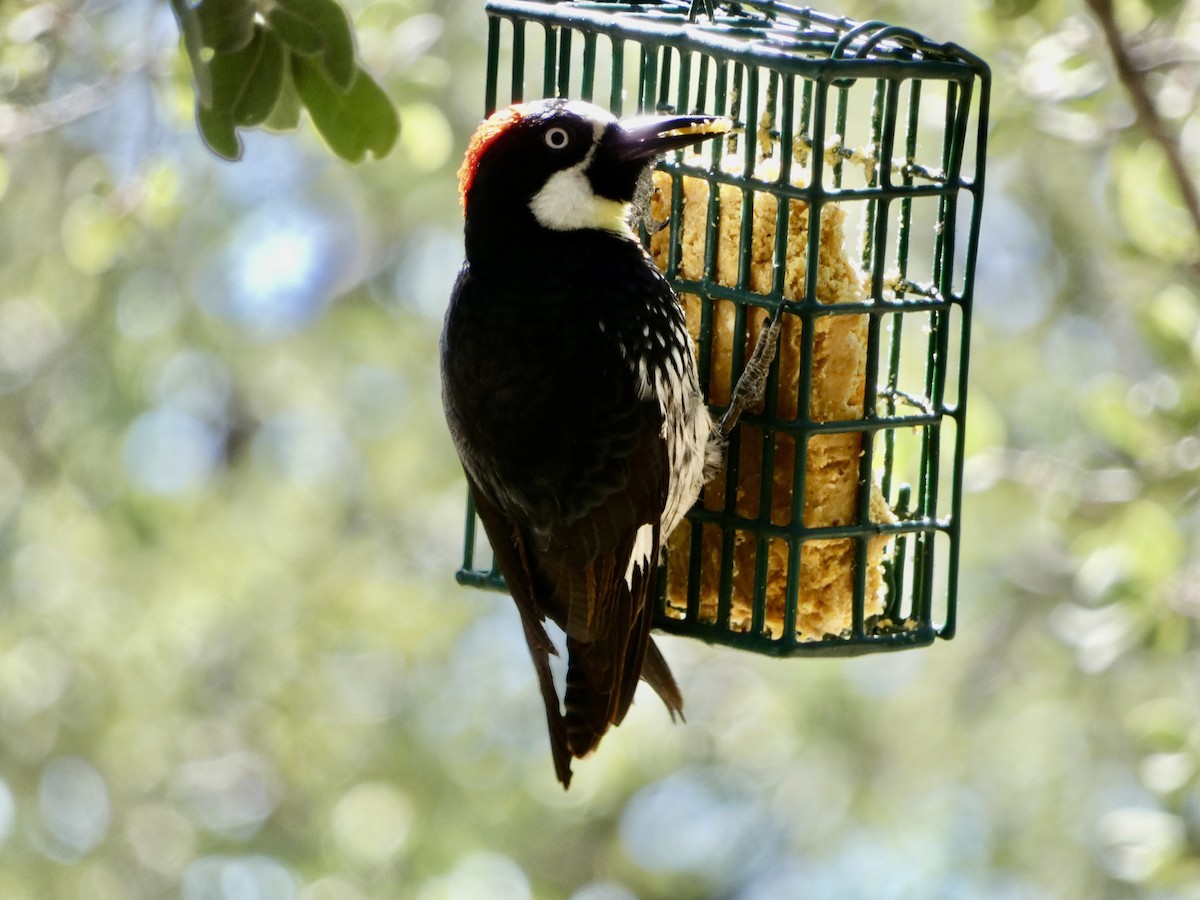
top-left (1084, 0), bottom-right (1200, 249)
top-left (0, 77), bottom-right (123, 147)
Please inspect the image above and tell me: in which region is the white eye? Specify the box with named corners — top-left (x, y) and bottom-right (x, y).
top-left (544, 126), bottom-right (571, 150)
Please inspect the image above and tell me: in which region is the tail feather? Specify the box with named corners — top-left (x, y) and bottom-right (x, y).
top-left (563, 556), bottom-right (638, 757)
top-left (564, 644), bottom-right (609, 758)
top-left (564, 563), bottom-right (632, 757)
top-left (564, 632), bottom-right (685, 757)
top-left (641, 636), bottom-right (684, 722)
top-left (521, 618), bottom-right (573, 787)
top-left (563, 554), bottom-right (684, 756)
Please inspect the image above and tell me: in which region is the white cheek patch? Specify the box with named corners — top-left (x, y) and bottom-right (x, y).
top-left (528, 146), bottom-right (633, 237)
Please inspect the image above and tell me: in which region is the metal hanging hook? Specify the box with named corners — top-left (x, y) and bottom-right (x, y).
top-left (688, 0), bottom-right (717, 23)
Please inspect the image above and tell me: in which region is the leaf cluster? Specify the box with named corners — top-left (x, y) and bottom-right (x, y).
top-left (170, 0), bottom-right (399, 162)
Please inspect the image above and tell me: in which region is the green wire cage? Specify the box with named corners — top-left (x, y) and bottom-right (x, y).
top-left (456, 0), bottom-right (989, 657)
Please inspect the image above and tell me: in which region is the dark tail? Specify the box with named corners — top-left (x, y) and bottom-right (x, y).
top-left (521, 618), bottom-right (573, 788)
top-left (564, 643), bottom-right (611, 759)
top-left (563, 627), bottom-right (685, 759)
top-left (641, 637), bottom-right (684, 722)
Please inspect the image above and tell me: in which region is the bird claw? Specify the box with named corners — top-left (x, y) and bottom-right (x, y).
top-left (716, 310), bottom-right (783, 439)
top-left (741, 311), bottom-right (783, 406)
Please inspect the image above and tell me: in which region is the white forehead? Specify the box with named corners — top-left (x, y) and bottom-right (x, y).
top-left (513, 98), bottom-right (615, 142)
top-left (559, 100), bottom-right (616, 128)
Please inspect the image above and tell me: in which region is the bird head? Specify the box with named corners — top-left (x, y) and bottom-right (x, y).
top-left (458, 99), bottom-right (730, 254)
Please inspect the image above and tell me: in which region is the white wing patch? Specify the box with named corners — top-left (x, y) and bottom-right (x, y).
top-left (624, 323), bottom-right (714, 547)
top-left (624, 522), bottom-right (656, 589)
top-left (621, 336), bottom-right (712, 590)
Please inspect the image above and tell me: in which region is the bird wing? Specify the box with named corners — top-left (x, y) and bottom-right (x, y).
top-left (443, 235), bottom-right (688, 778)
top-left (466, 472), bottom-right (575, 788)
top-left (467, 407), bottom-right (669, 778)
top-left (471, 390), bottom-right (672, 763)
top-left (523, 400), bottom-right (672, 757)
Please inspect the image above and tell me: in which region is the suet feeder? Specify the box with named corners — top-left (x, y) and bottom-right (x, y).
top-left (456, 0), bottom-right (989, 657)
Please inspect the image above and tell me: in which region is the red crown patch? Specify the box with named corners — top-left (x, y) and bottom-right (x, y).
top-left (457, 106), bottom-right (525, 214)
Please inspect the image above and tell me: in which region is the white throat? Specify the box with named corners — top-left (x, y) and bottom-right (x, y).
top-left (528, 134), bottom-right (634, 237)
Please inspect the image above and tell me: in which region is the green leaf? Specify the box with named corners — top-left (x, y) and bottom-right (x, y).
top-left (988, 0), bottom-right (1039, 18)
top-left (263, 54), bottom-right (303, 133)
top-left (267, 5), bottom-right (325, 56)
top-left (229, 29), bottom-right (285, 126)
top-left (196, 26), bottom-right (286, 160)
top-left (1137, 285), bottom-right (1200, 367)
top-left (1141, 0), bottom-right (1186, 16)
top-left (196, 0), bottom-right (255, 53)
top-left (196, 99), bottom-right (241, 160)
top-left (292, 53), bottom-right (398, 163)
top-left (1116, 140), bottom-right (1200, 265)
top-left (169, 0), bottom-right (212, 107)
top-left (274, 0), bottom-right (357, 89)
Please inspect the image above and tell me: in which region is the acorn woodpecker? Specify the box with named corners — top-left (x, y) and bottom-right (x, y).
top-left (441, 98), bottom-right (779, 787)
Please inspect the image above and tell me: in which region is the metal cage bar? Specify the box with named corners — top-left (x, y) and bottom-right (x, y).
top-left (457, 0), bottom-right (990, 657)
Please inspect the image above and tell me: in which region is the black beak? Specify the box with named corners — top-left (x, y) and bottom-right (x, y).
top-left (610, 113), bottom-right (732, 162)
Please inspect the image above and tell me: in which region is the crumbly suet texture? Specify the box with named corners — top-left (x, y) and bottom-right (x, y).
top-left (648, 159), bottom-right (896, 640)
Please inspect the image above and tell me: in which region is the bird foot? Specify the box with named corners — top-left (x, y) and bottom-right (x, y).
top-left (716, 310), bottom-right (784, 441)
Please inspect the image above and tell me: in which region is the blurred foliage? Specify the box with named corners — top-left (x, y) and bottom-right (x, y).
top-left (171, 0), bottom-right (399, 160)
top-left (1, 0), bottom-right (1200, 897)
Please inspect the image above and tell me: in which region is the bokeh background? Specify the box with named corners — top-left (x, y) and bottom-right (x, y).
top-left (2, 0), bottom-right (1200, 896)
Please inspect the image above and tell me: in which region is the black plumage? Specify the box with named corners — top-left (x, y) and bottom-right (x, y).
top-left (441, 99), bottom-right (730, 787)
